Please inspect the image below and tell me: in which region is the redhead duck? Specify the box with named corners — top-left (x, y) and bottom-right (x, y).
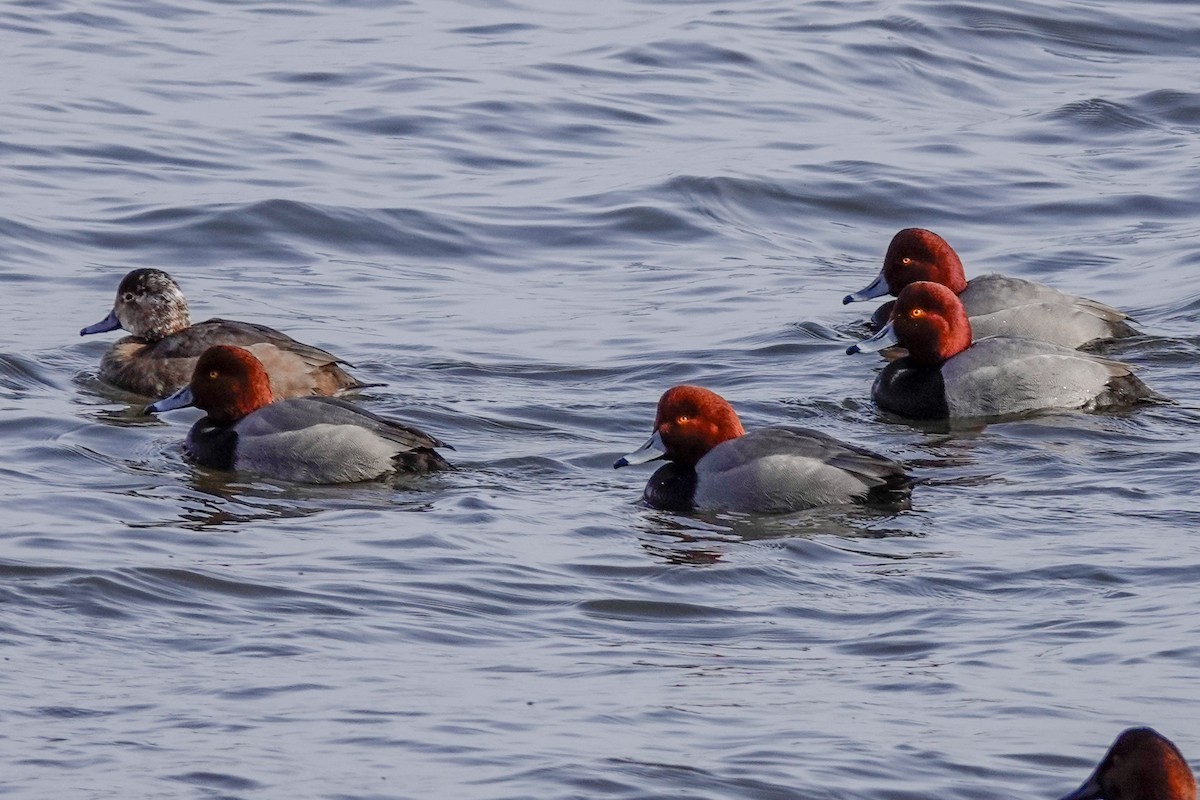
top-left (1059, 727), bottom-right (1195, 800)
top-left (847, 281), bottom-right (1160, 420)
top-left (613, 385), bottom-right (911, 513)
top-left (81, 268), bottom-right (365, 398)
top-left (146, 346), bottom-right (450, 483)
top-left (843, 228), bottom-right (1137, 348)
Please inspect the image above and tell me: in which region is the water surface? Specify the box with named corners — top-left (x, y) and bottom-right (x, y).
top-left (4, 0), bottom-right (1200, 797)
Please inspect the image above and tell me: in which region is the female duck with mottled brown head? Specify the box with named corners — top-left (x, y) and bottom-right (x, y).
top-left (847, 281), bottom-right (1160, 420)
top-left (843, 228), bottom-right (1137, 348)
top-left (147, 345), bottom-right (451, 484)
top-left (1059, 727), bottom-right (1195, 800)
top-left (81, 268), bottom-right (366, 399)
top-left (613, 385), bottom-right (910, 513)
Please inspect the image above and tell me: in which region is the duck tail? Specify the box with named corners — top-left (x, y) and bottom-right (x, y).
top-left (1102, 372), bottom-right (1170, 408)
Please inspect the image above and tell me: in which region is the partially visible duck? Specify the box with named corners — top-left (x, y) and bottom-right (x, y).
top-left (843, 228), bottom-right (1137, 348)
top-left (1059, 727), bottom-right (1195, 800)
top-left (146, 345), bottom-right (450, 483)
top-left (846, 281), bottom-right (1160, 420)
top-left (613, 385), bottom-right (911, 513)
top-left (81, 268), bottom-right (365, 398)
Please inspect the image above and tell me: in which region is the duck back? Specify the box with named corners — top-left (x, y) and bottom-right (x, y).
top-left (961, 275), bottom-right (1136, 347)
top-left (189, 397), bottom-right (450, 484)
top-left (923, 337), bottom-right (1155, 418)
top-left (101, 318), bottom-right (363, 398)
top-left (691, 427), bottom-right (911, 513)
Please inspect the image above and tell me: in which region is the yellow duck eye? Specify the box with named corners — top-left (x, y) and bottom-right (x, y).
top-left (909, 308), bottom-right (924, 319)
top-left (677, 415), bottom-right (691, 424)
top-left (900, 257), bottom-right (913, 266)
top-left (208, 370), bottom-right (219, 380)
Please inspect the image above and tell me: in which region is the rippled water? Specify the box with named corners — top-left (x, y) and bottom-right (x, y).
top-left (5, 0), bottom-right (1200, 797)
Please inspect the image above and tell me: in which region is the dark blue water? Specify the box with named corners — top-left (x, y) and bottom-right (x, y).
top-left (4, 0), bottom-right (1199, 797)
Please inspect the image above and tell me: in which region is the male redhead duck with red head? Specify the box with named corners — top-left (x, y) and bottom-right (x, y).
top-left (1059, 727), bottom-right (1196, 800)
top-left (82, 268), bottom-right (366, 399)
top-left (847, 281), bottom-right (1160, 420)
top-left (614, 385), bottom-right (911, 513)
top-left (147, 345), bottom-right (450, 484)
top-left (843, 228), bottom-right (1137, 348)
